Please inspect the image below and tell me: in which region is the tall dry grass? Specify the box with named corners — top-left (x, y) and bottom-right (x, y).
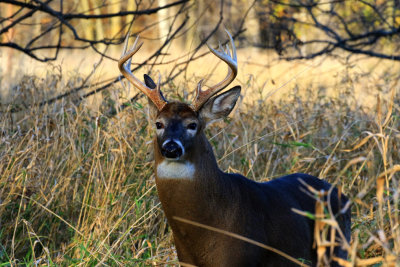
top-left (0, 53), bottom-right (399, 266)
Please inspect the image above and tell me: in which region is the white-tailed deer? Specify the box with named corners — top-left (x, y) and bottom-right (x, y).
top-left (119, 31), bottom-right (351, 267)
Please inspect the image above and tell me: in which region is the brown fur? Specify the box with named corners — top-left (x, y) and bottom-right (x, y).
top-left (159, 102), bottom-right (198, 118)
top-left (152, 102), bottom-right (350, 267)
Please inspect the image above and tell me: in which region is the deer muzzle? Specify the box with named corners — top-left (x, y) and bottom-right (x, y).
top-left (161, 140), bottom-right (184, 159)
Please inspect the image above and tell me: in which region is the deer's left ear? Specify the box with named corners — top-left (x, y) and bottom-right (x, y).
top-left (199, 86), bottom-right (241, 125)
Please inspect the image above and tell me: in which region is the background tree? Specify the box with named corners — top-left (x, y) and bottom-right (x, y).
top-left (0, 0), bottom-right (255, 112)
top-left (253, 0), bottom-right (400, 60)
top-left (0, 0), bottom-right (399, 112)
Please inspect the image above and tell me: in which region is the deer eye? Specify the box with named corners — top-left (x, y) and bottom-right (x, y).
top-left (187, 123), bottom-right (197, 130)
top-left (155, 122), bottom-right (164, 129)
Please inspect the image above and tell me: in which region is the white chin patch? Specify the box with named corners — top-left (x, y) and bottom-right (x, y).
top-left (156, 161), bottom-right (195, 180)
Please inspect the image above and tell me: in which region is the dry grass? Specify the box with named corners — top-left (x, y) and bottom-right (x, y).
top-left (0, 51), bottom-right (400, 266)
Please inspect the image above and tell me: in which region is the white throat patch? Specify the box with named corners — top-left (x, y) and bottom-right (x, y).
top-left (156, 161), bottom-right (195, 179)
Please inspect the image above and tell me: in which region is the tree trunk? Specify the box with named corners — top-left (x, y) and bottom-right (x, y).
top-left (79, 0), bottom-right (94, 41)
top-left (93, 0), bottom-right (105, 51)
top-left (109, 1), bottom-right (121, 38)
top-left (158, 0), bottom-right (169, 44)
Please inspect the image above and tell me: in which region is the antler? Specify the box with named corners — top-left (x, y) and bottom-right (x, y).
top-left (118, 34), bottom-right (167, 111)
top-left (192, 30), bottom-right (238, 111)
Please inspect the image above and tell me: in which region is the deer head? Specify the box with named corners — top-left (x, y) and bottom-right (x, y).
top-left (118, 30), bottom-right (240, 168)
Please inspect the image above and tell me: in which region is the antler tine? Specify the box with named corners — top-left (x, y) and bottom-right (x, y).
top-left (193, 29), bottom-right (238, 111)
top-left (195, 79), bottom-right (204, 101)
top-left (118, 34), bottom-right (167, 111)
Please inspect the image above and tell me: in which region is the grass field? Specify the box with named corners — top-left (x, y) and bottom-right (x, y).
top-left (0, 49), bottom-right (399, 266)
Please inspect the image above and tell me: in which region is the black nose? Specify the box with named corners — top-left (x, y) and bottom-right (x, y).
top-left (161, 141), bottom-right (183, 159)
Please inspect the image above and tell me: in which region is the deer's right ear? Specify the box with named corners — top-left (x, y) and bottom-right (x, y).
top-left (199, 86), bottom-right (241, 126)
top-left (144, 74), bottom-right (157, 89)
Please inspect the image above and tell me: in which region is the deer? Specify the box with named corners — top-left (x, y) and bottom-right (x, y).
top-left (118, 31), bottom-right (351, 267)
